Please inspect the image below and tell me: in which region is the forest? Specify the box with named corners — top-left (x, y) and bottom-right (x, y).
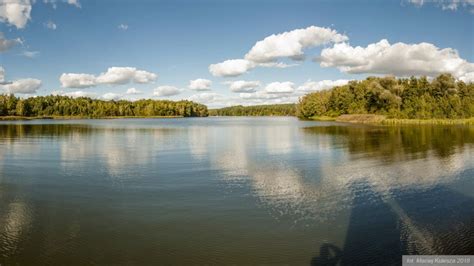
top-left (209, 104), bottom-right (296, 116)
top-left (0, 95), bottom-right (208, 118)
top-left (297, 74), bottom-right (474, 119)
top-left (1, 74), bottom-right (472, 120)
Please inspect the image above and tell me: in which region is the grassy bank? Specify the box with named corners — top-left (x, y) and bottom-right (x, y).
top-left (382, 118), bottom-right (474, 125)
top-left (308, 116), bottom-right (337, 121)
top-left (310, 114), bottom-right (474, 125)
top-left (0, 115), bottom-right (184, 121)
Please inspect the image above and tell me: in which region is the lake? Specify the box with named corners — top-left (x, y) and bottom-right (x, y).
top-left (0, 117), bottom-right (473, 265)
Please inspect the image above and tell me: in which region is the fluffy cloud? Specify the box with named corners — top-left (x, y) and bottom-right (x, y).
top-left (52, 90), bottom-right (97, 98)
top-left (1, 78), bottom-right (41, 94)
top-left (239, 82), bottom-right (297, 102)
top-left (225, 80), bottom-right (261, 93)
top-left (297, 79), bottom-right (350, 92)
top-left (0, 32), bottom-right (22, 52)
top-left (187, 92), bottom-right (261, 108)
top-left (101, 92), bottom-right (121, 101)
top-left (60, 67), bottom-right (157, 88)
top-left (188, 92), bottom-right (224, 104)
top-left (237, 79), bottom-right (348, 103)
top-left (408, 0), bottom-right (474, 11)
top-left (153, 85), bottom-right (181, 97)
top-left (60, 73), bottom-right (96, 88)
top-left (96, 67), bottom-right (157, 85)
top-left (188, 78), bottom-right (212, 91)
top-left (44, 20), bottom-right (57, 30)
top-left (459, 72), bottom-right (474, 83)
top-left (0, 0), bottom-right (31, 29)
top-left (126, 87), bottom-right (141, 95)
top-left (1, 0), bottom-right (78, 28)
top-left (190, 87), bottom-right (302, 108)
top-left (209, 59), bottom-right (255, 77)
top-left (319, 39), bottom-right (474, 82)
top-left (209, 26), bottom-right (347, 77)
top-left (244, 26), bottom-right (348, 63)
top-left (264, 81), bottom-right (295, 93)
top-left (238, 91), bottom-right (300, 107)
top-left (208, 60), bottom-right (297, 78)
top-left (239, 91), bottom-right (283, 100)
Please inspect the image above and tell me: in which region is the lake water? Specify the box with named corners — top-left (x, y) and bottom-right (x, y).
top-left (0, 117), bottom-right (473, 265)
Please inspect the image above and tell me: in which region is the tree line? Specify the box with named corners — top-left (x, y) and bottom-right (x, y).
top-left (297, 74), bottom-right (473, 119)
top-left (2, 74), bottom-right (471, 120)
top-left (0, 95), bottom-right (208, 117)
top-left (209, 104), bottom-right (296, 116)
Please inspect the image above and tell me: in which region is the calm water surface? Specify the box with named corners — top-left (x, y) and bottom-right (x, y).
top-left (0, 117), bottom-right (473, 265)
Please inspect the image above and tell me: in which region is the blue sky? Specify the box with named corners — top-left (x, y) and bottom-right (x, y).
top-left (0, 0), bottom-right (473, 107)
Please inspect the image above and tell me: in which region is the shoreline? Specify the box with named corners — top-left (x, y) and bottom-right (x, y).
top-left (0, 115), bottom-right (185, 121)
top-left (2, 115), bottom-right (473, 125)
top-left (309, 114), bottom-right (474, 125)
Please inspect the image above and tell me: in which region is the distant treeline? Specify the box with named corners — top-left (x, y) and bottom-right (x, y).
top-left (297, 74), bottom-right (474, 119)
top-left (0, 95), bottom-right (208, 117)
top-left (209, 104), bottom-right (296, 116)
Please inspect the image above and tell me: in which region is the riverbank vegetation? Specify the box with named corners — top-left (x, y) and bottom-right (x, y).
top-left (297, 74), bottom-right (473, 121)
top-left (0, 95), bottom-right (208, 118)
top-left (209, 104), bottom-right (296, 116)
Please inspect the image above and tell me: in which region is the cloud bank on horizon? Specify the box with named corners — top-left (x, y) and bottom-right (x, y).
top-left (0, 0), bottom-right (473, 107)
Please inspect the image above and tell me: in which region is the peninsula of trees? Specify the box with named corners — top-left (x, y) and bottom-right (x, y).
top-left (0, 95), bottom-right (208, 118)
top-left (297, 74), bottom-right (473, 120)
top-left (209, 104), bottom-right (296, 116)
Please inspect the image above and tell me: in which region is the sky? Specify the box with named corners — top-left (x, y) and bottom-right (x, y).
top-left (0, 0), bottom-right (473, 107)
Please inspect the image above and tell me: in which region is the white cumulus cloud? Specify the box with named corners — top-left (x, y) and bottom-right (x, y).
top-left (96, 67), bottom-right (157, 85)
top-left (238, 90), bottom-right (300, 107)
top-left (126, 87), bottom-right (141, 95)
top-left (188, 92), bottom-right (223, 104)
top-left (60, 67), bottom-right (157, 88)
top-left (264, 81), bottom-right (295, 94)
top-left (153, 85), bottom-right (181, 97)
top-left (188, 78), bottom-right (212, 91)
top-left (319, 39), bottom-right (474, 82)
top-left (225, 80), bottom-right (261, 93)
top-left (209, 25), bottom-right (348, 77)
top-left (239, 91), bottom-right (283, 100)
top-left (297, 79), bottom-right (350, 92)
top-left (52, 90), bottom-right (97, 98)
top-left (101, 92), bottom-right (121, 101)
top-left (1, 78), bottom-right (41, 94)
top-left (0, 0), bottom-right (32, 29)
top-left (60, 73), bottom-right (96, 88)
top-left (244, 25), bottom-right (348, 63)
top-left (209, 59), bottom-right (256, 77)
